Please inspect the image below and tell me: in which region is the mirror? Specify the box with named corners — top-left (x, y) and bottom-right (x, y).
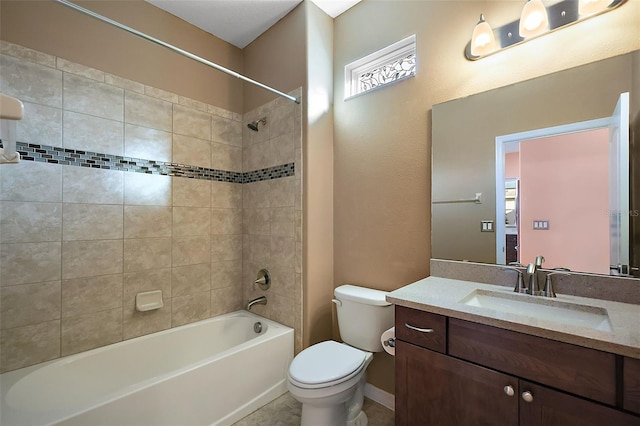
top-left (431, 50), bottom-right (639, 278)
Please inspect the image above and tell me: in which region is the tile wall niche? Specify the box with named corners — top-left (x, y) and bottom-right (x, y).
top-left (0, 41), bottom-right (303, 373)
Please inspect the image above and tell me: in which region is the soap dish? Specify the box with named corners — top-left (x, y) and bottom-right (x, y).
top-left (136, 290), bottom-right (164, 312)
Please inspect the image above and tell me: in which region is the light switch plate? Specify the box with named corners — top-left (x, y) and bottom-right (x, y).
top-left (481, 220), bottom-right (494, 232)
top-left (533, 220), bottom-right (550, 230)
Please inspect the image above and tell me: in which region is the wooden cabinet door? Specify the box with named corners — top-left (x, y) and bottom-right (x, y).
top-left (396, 340), bottom-right (518, 426)
top-left (519, 380), bottom-right (640, 426)
top-left (625, 357), bottom-right (640, 415)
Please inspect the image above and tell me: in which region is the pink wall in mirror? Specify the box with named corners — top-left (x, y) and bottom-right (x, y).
top-left (505, 152), bottom-right (520, 179)
top-left (519, 128), bottom-right (610, 274)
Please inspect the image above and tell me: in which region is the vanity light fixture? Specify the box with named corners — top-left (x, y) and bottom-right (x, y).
top-left (465, 0), bottom-right (626, 60)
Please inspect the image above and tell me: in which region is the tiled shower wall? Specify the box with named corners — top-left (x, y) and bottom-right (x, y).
top-left (0, 41), bottom-right (303, 373)
top-left (241, 95), bottom-right (303, 354)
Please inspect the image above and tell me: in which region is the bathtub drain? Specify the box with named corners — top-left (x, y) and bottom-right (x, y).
top-left (253, 322), bottom-right (263, 333)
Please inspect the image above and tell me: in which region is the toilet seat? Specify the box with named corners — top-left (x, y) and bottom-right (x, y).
top-left (288, 341), bottom-right (368, 389)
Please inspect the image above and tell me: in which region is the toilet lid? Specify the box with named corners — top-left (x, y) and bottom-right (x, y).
top-left (289, 341), bottom-right (366, 385)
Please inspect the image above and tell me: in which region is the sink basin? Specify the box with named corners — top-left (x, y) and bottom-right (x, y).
top-left (459, 289), bottom-right (612, 332)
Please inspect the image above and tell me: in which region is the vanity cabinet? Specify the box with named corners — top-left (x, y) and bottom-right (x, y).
top-left (395, 306), bottom-right (640, 426)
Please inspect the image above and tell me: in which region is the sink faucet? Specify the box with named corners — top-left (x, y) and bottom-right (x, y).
top-left (246, 295), bottom-right (267, 311)
top-left (525, 256), bottom-right (545, 296)
top-left (525, 263), bottom-right (537, 295)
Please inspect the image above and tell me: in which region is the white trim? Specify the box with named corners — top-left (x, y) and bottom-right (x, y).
top-left (611, 92), bottom-right (630, 268)
top-left (495, 117), bottom-right (612, 264)
top-left (364, 382), bottom-right (395, 411)
top-left (344, 34), bottom-right (416, 100)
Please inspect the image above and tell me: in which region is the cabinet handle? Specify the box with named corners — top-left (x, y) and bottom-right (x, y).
top-left (503, 385), bottom-right (515, 396)
top-left (521, 391), bottom-right (534, 403)
top-left (404, 323), bottom-right (434, 333)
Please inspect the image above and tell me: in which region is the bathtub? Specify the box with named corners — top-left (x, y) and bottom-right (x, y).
top-left (0, 311), bottom-right (294, 426)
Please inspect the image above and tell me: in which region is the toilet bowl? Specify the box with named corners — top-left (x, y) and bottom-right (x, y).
top-left (286, 285), bottom-right (394, 426)
top-left (287, 341), bottom-right (373, 426)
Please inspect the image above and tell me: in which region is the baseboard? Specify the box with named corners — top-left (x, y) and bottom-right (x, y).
top-left (364, 383), bottom-right (395, 411)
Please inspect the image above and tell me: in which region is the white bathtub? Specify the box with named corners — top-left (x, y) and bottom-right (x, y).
top-left (0, 311), bottom-right (294, 426)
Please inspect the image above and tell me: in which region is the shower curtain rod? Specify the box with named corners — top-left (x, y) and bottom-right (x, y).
top-left (54, 0), bottom-right (300, 104)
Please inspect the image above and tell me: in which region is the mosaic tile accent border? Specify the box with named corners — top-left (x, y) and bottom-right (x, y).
top-left (1, 141), bottom-right (294, 184)
top-left (244, 163), bottom-right (295, 184)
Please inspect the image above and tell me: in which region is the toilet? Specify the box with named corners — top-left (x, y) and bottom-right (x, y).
top-left (287, 285), bottom-right (394, 426)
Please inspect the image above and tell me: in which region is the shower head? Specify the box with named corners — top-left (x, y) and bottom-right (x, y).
top-left (248, 117), bottom-right (267, 132)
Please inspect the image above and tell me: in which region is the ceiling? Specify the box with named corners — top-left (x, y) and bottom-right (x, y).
top-left (146, 0), bottom-right (361, 49)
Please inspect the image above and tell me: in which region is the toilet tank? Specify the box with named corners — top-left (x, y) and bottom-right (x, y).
top-left (334, 285), bottom-right (394, 352)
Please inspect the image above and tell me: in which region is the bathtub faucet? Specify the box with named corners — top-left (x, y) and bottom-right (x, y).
top-left (246, 296), bottom-right (267, 311)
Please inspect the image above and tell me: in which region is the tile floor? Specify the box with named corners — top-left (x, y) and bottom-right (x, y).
top-left (233, 392), bottom-right (395, 426)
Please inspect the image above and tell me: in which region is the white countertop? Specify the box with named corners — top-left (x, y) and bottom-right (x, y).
top-left (387, 276), bottom-right (640, 359)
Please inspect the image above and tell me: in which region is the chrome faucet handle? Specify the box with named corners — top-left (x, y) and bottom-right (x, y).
top-left (542, 272), bottom-right (570, 298)
top-left (501, 266), bottom-right (526, 293)
top-left (535, 256), bottom-right (545, 268)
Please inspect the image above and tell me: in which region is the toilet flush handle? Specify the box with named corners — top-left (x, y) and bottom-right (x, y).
top-left (331, 298), bottom-right (342, 307)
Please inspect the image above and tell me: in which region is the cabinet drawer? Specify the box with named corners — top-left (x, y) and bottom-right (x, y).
top-left (624, 357), bottom-right (640, 414)
top-left (395, 306), bottom-right (446, 353)
top-left (449, 318), bottom-right (617, 406)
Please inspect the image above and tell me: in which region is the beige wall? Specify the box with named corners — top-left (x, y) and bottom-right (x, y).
top-left (242, 3), bottom-right (306, 113)
top-left (304, 2), bottom-right (335, 347)
top-left (334, 0), bottom-right (639, 394)
top-left (0, 0), bottom-right (243, 112)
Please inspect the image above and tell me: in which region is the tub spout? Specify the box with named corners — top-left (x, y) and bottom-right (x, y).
top-left (246, 296), bottom-right (267, 311)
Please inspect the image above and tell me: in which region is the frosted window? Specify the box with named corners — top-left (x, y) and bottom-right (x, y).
top-left (345, 35), bottom-right (416, 99)
top-left (357, 53), bottom-right (416, 93)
